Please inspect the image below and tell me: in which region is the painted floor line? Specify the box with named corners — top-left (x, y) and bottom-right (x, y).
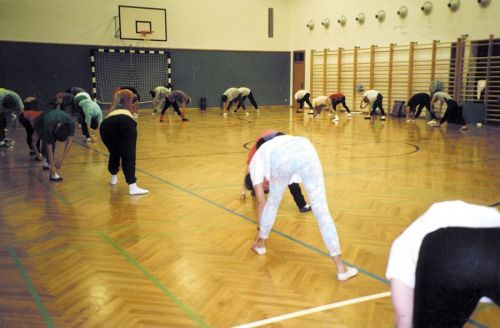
top-left (232, 291), bottom-right (391, 328)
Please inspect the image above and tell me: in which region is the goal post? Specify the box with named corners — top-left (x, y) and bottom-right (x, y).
top-left (90, 48), bottom-right (172, 109)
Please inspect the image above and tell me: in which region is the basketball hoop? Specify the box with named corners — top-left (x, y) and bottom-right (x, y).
top-left (138, 30), bottom-right (153, 38)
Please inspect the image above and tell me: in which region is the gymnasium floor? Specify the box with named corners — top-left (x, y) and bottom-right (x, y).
top-left (1, 107), bottom-right (499, 327)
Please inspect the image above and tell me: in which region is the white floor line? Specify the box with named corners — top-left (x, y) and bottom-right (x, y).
top-left (232, 291), bottom-right (391, 328)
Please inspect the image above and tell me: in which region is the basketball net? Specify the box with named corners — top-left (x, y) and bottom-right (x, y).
top-left (139, 30), bottom-right (154, 39)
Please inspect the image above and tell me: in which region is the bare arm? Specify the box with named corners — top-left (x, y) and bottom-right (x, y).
top-left (47, 143), bottom-right (56, 176)
top-left (360, 97), bottom-right (368, 109)
top-left (254, 182), bottom-right (266, 227)
top-left (55, 137), bottom-right (72, 169)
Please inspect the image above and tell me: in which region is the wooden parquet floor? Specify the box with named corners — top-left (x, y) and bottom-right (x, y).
top-left (1, 107), bottom-right (499, 327)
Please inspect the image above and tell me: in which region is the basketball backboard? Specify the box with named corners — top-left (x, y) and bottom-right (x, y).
top-left (118, 5), bottom-right (167, 41)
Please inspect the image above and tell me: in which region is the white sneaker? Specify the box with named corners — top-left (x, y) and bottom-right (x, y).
top-left (245, 111), bottom-right (250, 117)
top-left (427, 119), bottom-right (437, 126)
top-left (86, 137), bottom-right (91, 143)
top-left (346, 113), bottom-right (352, 117)
top-left (308, 110), bottom-right (314, 115)
top-left (129, 183), bottom-right (149, 195)
top-left (223, 112), bottom-right (228, 117)
top-left (380, 115), bottom-right (386, 121)
top-left (110, 174), bottom-right (118, 185)
top-left (364, 115), bottom-right (371, 120)
top-left (337, 266), bottom-right (358, 281)
top-left (332, 115), bottom-right (339, 122)
top-left (252, 246), bottom-right (266, 255)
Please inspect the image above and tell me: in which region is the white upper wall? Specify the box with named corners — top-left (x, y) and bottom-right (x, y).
top-left (290, 0), bottom-right (500, 50)
top-left (1, 0), bottom-right (498, 51)
top-left (0, 0), bottom-right (292, 51)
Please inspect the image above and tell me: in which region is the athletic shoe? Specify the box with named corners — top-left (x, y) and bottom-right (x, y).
top-left (0, 139), bottom-right (14, 147)
top-left (460, 125), bottom-right (468, 131)
top-left (426, 119), bottom-right (437, 126)
top-left (300, 204), bottom-right (312, 213)
top-left (233, 109), bottom-right (238, 113)
top-left (252, 246), bottom-right (266, 255)
top-left (86, 138), bottom-right (91, 143)
top-left (223, 112), bottom-right (228, 117)
top-left (129, 183), bottom-right (149, 195)
top-left (49, 173), bottom-right (63, 182)
top-left (364, 115), bottom-right (371, 120)
top-left (346, 112), bottom-right (352, 117)
top-left (296, 109), bottom-right (302, 113)
top-left (245, 112), bottom-right (250, 117)
top-left (337, 266), bottom-right (358, 281)
top-left (380, 115), bottom-right (386, 121)
top-left (159, 114), bottom-right (165, 122)
top-left (332, 115), bottom-right (340, 122)
top-left (308, 110), bottom-right (314, 115)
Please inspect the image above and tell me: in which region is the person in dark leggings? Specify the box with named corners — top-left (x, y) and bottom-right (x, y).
top-left (329, 93), bottom-right (352, 117)
top-left (240, 130), bottom-right (311, 212)
top-left (294, 90), bottom-right (313, 113)
top-left (406, 93), bottom-right (436, 123)
top-left (413, 227), bottom-right (500, 328)
top-left (235, 87), bottom-right (259, 113)
top-left (0, 88), bottom-right (24, 148)
top-left (440, 99), bottom-right (467, 130)
top-left (360, 90), bottom-right (386, 120)
top-left (99, 109), bottom-right (148, 195)
top-left (18, 97), bottom-right (42, 156)
top-left (32, 109), bottom-right (75, 181)
top-left (386, 201), bottom-right (500, 328)
top-left (159, 90), bottom-right (190, 122)
top-left (77, 98), bottom-right (103, 142)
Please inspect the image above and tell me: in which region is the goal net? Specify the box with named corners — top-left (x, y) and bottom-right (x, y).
top-left (90, 48), bottom-right (172, 109)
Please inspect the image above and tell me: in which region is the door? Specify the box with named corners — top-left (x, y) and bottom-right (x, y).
top-left (293, 51), bottom-right (305, 102)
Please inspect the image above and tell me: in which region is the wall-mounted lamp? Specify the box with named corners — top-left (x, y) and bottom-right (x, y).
top-left (337, 15), bottom-right (347, 26)
top-left (421, 1), bottom-right (433, 14)
top-left (306, 19), bottom-right (315, 30)
top-left (355, 12), bottom-right (365, 24)
top-left (397, 5), bottom-right (408, 18)
top-left (375, 10), bottom-right (386, 22)
top-left (321, 18), bottom-right (330, 28)
top-left (448, 0), bottom-right (460, 11)
top-left (477, 0), bottom-right (490, 7)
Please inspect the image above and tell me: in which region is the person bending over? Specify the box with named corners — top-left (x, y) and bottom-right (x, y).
top-left (360, 89), bottom-right (386, 121)
top-left (249, 133), bottom-right (358, 281)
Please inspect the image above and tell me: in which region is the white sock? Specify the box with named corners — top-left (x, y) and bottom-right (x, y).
top-left (129, 183), bottom-right (149, 195)
top-left (110, 175), bottom-right (118, 185)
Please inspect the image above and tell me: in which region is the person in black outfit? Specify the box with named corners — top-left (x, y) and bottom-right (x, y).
top-left (413, 227), bottom-right (500, 328)
top-left (406, 93), bottom-right (436, 123)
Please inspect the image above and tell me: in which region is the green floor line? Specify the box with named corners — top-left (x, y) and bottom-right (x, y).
top-left (98, 232), bottom-right (209, 328)
top-left (7, 243), bottom-right (55, 328)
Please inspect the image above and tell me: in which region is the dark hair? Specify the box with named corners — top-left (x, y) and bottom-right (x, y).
top-left (245, 173), bottom-right (254, 191)
top-left (54, 124), bottom-right (68, 142)
top-left (149, 90), bottom-right (156, 98)
top-left (2, 94), bottom-right (16, 109)
top-left (255, 132), bottom-right (285, 149)
top-left (90, 117), bottom-right (99, 130)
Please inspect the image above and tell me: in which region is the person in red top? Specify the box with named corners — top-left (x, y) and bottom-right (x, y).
top-left (18, 97), bottom-right (42, 156)
top-left (329, 93), bottom-right (352, 118)
top-left (111, 87), bottom-right (140, 117)
top-left (240, 130), bottom-right (311, 212)
top-left (110, 89), bottom-right (138, 116)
